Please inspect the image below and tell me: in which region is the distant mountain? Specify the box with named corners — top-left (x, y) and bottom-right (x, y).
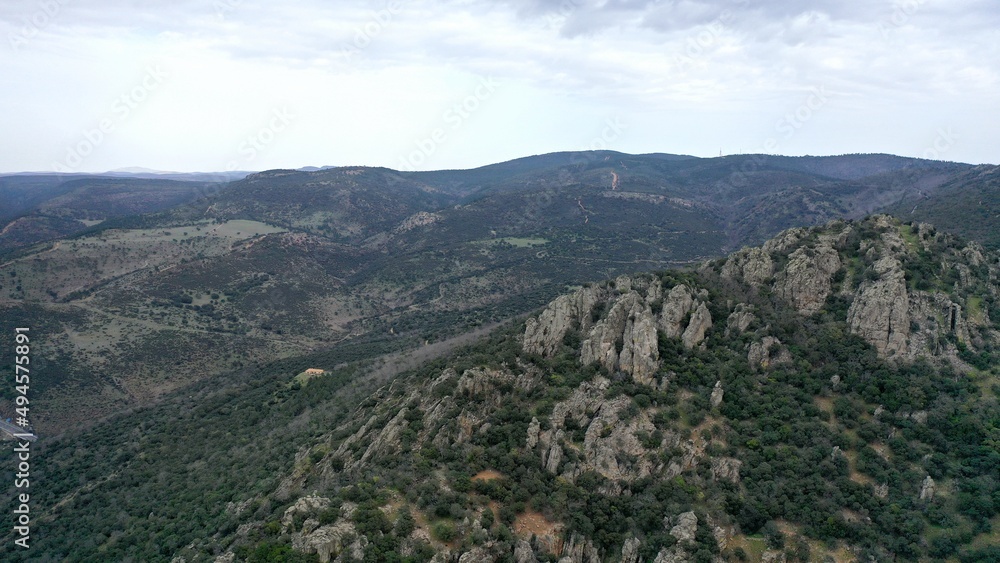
top-left (0, 152), bottom-right (993, 438)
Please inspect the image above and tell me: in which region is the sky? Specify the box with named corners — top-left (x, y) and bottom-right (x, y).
top-left (1, 0), bottom-right (998, 173)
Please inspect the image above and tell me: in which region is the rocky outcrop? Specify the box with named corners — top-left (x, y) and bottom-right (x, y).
top-left (526, 417), bottom-right (541, 449)
top-left (559, 533), bottom-right (601, 563)
top-left (762, 551), bottom-right (786, 563)
top-left (668, 511), bottom-right (697, 543)
top-left (523, 276), bottom-right (717, 386)
top-left (710, 380), bottom-right (724, 409)
top-left (514, 540), bottom-right (538, 563)
top-left (681, 302), bottom-right (712, 349)
top-left (291, 520), bottom-right (359, 563)
top-left (919, 475), bottom-right (936, 500)
top-left (282, 495), bottom-right (331, 531)
top-left (847, 255), bottom-right (910, 357)
top-left (652, 548), bottom-right (689, 563)
top-left (725, 304), bottom-right (755, 335)
top-left (621, 537), bottom-right (641, 563)
top-left (748, 336), bottom-right (792, 370)
top-left (721, 247), bottom-right (774, 287)
top-left (523, 285), bottom-right (604, 357)
top-left (775, 244), bottom-right (842, 314)
top-left (659, 285), bottom-right (696, 338)
top-left (710, 457), bottom-right (742, 483)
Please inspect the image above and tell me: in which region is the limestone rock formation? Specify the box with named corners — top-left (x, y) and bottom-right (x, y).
top-left (681, 302), bottom-right (712, 349)
top-left (668, 511), bottom-right (697, 543)
top-left (514, 540), bottom-right (538, 563)
top-left (523, 286), bottom-right (603, 357)
top-left (847, 255), bottom-right (910, 357)
top-left (621, 537), bottom-right (641, 563)
top-left (710, 380), bottom-right (724, 409)
top-left (919, 475), bottom-right (936, 500)
top-left (710, 457), bottom-right (742, 483)
top-left (748, 336), bottom-right (792, 370)
top-left (659, 284), bottom-right (696, 337)
top-left (775, 244), bottom-right (842, 314)
top-left (725, 304), bottom-right (756, 335)
top-left (721, 247), bottom-right (774, 287)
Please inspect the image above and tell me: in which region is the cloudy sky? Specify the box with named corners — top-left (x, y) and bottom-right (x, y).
top-left (1, 0), bottom-right (998, 173)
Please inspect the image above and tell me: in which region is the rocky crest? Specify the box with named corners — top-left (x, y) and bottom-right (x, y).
top-left (524, 275), bottom-right (713, 387)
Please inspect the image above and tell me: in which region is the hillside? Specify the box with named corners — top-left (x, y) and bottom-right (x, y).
top-left (0, 153), bottom-right (990, 437)
top-left (6, 215), bottom-right (998, 562)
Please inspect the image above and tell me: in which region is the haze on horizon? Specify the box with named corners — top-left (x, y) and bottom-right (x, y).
top-left (1, 0), bottom-right (998, 174)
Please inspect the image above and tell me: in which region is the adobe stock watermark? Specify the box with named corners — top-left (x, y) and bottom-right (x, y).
top-left (716, 85), bottom-right (829, 191)
top-left (8, 0), bottom-right (71, 51)
top-left (214, 0), bottom-right (243, 19)
top-left (225, 107), bottom-right (295, 171)
top-left (397, 76), bottom-right (500, 171)
top-left (922, 128), bottom-right (957, 161)
top-left (877, 0), bottom-right (928, 39)
top-left (672, 9), bottom-right (736, 70)
top-left (51, 65), bottom-right (169, 172)
top-left (341, 1), bottom-right (405, 63)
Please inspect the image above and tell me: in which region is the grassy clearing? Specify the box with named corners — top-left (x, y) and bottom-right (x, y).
top-left (899, 224), bottom-right (920, 252)
top-left (474, 237), bottom-right (549, 248)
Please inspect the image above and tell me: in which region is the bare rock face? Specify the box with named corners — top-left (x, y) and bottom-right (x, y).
top-left (457, 367), bottom-right (516, 398)
top-left (621, 537), bottom-right (642, 563)
top-left (617, 298), bottom-right (661, 385)
top-left (710, 381), bottom-right (724, 409)
top-left (710, 457), bottom-right (742, 483)
top-left (748, 337), bottom-right (792, 370)
top-left (725, 304), bottom-right (756, 336)
top-left (669, 511), bottom-right (698, 543)
top-left (721, 247), bottom-right (774, 287)
top-left (919, 475), bottom-right (936, 500)
top-left (761, 551), bottom-right (786, 563)
top-left (652, 548), bottom-right (690, 563)
top-left (681, 302), bottom-right (713, 349)
top-left (847, 255), bottom-right (910, 357)
top-left (775, 244), bottom-right (842, 314)
top-left (282, 495), bottom-right (332, 532)
top-left (559, 533), bottom-right (601, 563)
top-left (581, 396), bottom-right (656, 481)
top-left (526, 417), bottom-right (541, 449)
top-left (659, 284), bottom-right (696, 337)
top-left (291, 520), bottom-right (359, 563)
top-left (523, 286), bottom-right (603, 357)
top-left (514, 540), bottom-right (538, 563)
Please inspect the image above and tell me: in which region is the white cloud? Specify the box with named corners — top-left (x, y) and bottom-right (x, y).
top-left (0, 0), bottom-right (997, 172)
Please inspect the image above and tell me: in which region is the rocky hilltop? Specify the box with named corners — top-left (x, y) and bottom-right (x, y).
top-left (125, 217), bottom-right (1000, 562)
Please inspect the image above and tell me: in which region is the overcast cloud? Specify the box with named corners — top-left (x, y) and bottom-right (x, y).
top-left (1, 0), bottom-right (997, 173)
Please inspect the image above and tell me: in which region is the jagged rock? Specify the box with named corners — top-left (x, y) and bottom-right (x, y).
top-left (710, 380), bottom-right (724, 409)
top-left (847, 255), bottom-right (910, 357)
top-left (621, 538), bottom-right (642, 563)
top-left (681, 302), bottom-right (712, 349)
top-left (659, 284), bottom-right (696, 337)
top-left (775, 244), bottom-right (842, 314)
top-left (725, 304), bottom-right (756, 335)
top-left (874, 483), bottom-right (888, 499)
top-left (523, 285), bottom-right (603, 357)
top-left (618, 299), bottom-right (661, 385)
top-left (912, 410), bottom-right (928, 424)
top-left (748, 336), bottom-right (791, 370)
top-left (710, 457), bottom-right (742, 483)
top-left (582, 396), bottom-right (656, 481)
top-left (213, 554), bottom-right (235, 563)
top-left (653, 547), bottom-right (689, 563)
top-left (761, 551), bottom-right (786, 563)
top-left (292, 520), bottom-right (358, 563)
top-left (669, 511), bottom-right (697, 543)
top-left (458, 546), bottom-right (495, 563)
top-left (515, 539), bottom-right (538, 563)
top-left (543, 430), bottom-right (564, 474)
top-left (919, 475), bottom-right (936, 500)
top-left (560, 533), bottom-right (601, 563)
top-left (458, 367), bottom-right (516, 397)
top-left (282, 495), bottom-right (331, 531)
top-left (721, 247), bottom-right (774, 287)
top-left (526, 417), bottom-right (541, 449)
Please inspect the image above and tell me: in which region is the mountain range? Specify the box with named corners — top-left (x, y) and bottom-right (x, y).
top-left (0, 152), bottom-right (998, 562)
